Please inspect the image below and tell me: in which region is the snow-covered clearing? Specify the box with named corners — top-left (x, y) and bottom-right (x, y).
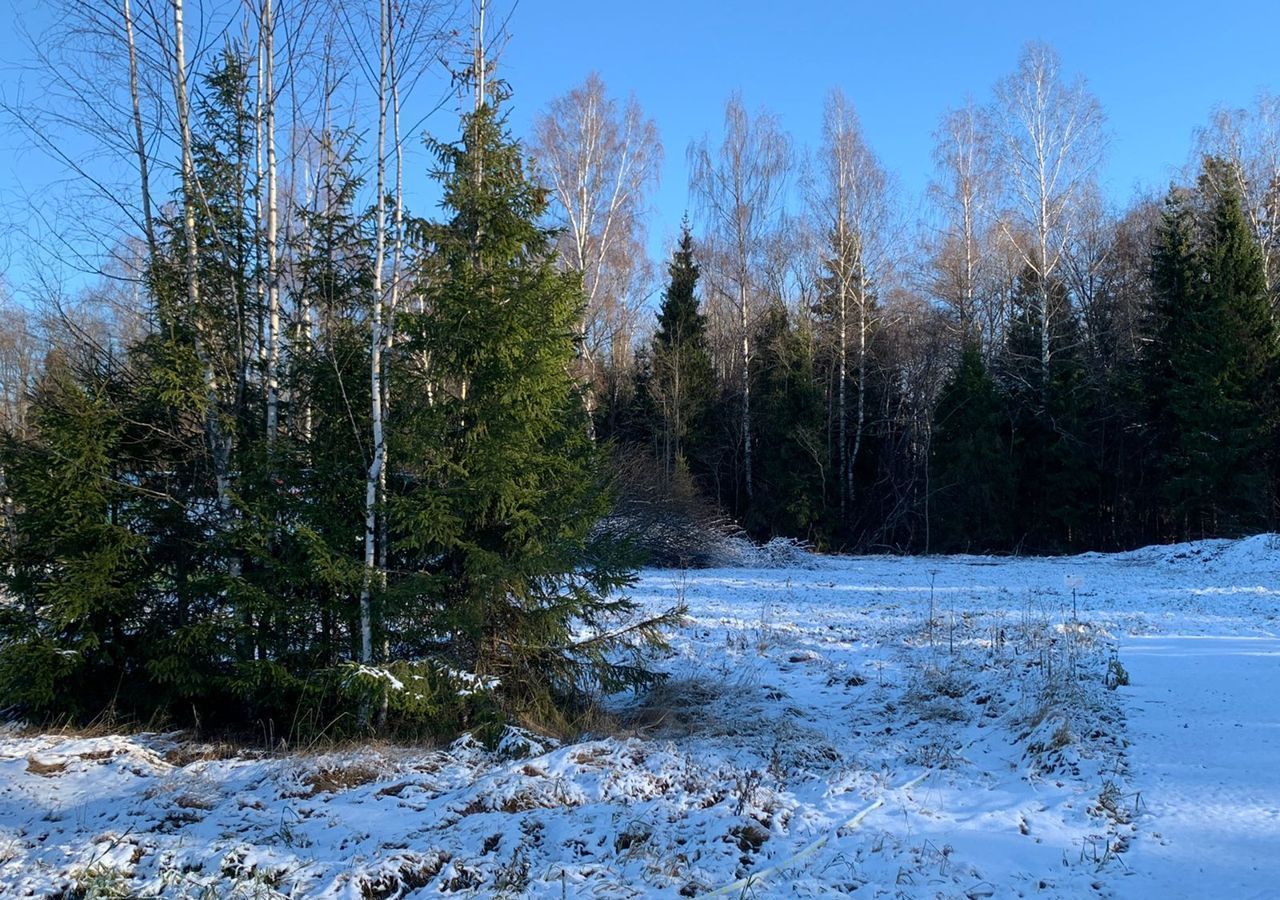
top-left (1, 536), bottom-right (1277, 898)
top-left (1122, 635), bottom-right (1280, 899)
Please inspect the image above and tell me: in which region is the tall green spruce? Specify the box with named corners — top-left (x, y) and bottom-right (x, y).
top-left (748, 303), bottom-right (828, 541)
top-left (0, 359), bottom-right (145, 716)
top-left (646, 218), bottom-right (714, 483)
top-left (390, 100), bottom-right (681, 734)
top-left (1146, 161), bottom-right (1278, 538)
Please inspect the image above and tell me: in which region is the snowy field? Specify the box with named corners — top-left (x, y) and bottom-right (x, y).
top-left (1, 536), bottom-right (1278, 898)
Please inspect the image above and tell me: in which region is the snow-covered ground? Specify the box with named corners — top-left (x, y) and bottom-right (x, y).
top-left (1, 536), bottom-right (1277, 898)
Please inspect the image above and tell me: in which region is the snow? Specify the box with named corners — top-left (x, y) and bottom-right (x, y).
top-left (1121, 635), bottom-right (1280, 899)
top-left (0, 536), bottom-right (1277, 897)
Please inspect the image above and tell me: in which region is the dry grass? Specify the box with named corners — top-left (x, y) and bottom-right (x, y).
top-left (615, 677), bottom-right (722, 736)
top-left (162, 742), bottom-right (246, 768)
top-left (25, 757), bottom-right (67, 776)
top-left (295, 761), bottom-right (385, 798)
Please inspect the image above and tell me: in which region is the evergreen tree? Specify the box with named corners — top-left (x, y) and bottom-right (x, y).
top-left (392, 101), bottom-right (681, 733)
top-left (747, 303), bottom-right (829, 542)
top-left (929, 346), bottom-right (1014, 552)
top-left (1148, 164), bottom-right (1278, 537)
top-left (0, 65), bottom-right (681, 742)
top-left (0, 359), bottom-right (145, 717)
top-left (646, 217), bottom-right (714, 482)
top-left (1143, 187), bottom-right (1200, 536)
top-left (654, 218), bottom-right (704, 349)
top-left (997, 266), bottom-right (1100, 549)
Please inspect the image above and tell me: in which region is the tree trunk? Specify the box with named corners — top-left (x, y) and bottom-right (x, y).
top-left (359, 0), bottom-right (390, 669)
top-left (123, 0), bottom-right (157, 273)
top-left (264, 0), bottom-right (280, 443)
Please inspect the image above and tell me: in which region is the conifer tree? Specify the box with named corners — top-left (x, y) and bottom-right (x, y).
top-left (996, 266), bottom-right (1101, 549)
top-left (392, 100), bottom-right (681, 731)
top-left (0, 359), bottom-right (144, 717)
top-left (747, 303), bottom-right (828, 541)
top-left (647, 218), bottom-right (714, 481)
top-left (1143, 187), bottom-right (1200, 534)
top-left (1149, 163), bottom-right (1278, 537)
top-left (929, 346), bottom-right (1013, 552)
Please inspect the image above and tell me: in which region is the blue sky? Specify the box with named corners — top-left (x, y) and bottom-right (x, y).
top-left (3, 0), bottom-right (1280, 288)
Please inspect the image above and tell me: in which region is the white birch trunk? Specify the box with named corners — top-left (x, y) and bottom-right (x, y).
top-left (263, 0), bottom-right (281, 442)
top-left (359, 0), bottom-right (390, 668)
top-left (123, 0), bottom-right (157, 273)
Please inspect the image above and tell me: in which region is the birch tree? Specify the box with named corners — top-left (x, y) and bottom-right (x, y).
top-left (4, 0), bottom-right (177, 285)
top-left (335, 0), bottom-right (451, 671)
top-left (530, 73), bottom-right (662, 423)
top-left (993, 42), bottom-right (1104, 393)
top-left (689, 95), bottom-right (791, 500)
top-left (928, 99), bottom-right (997, 346)
top-left (353, 0), bottom-right (392, 667)
top-left (261, 0), bottom-right (282, 443)
top-left (809, 88), bottom-right (891, 511)
top-left (123, 0), bottom-right (159, 272)
top-left (0, 295), bottom-right (40, 557)
top-left (1195, 94), bottom-right (1280, 304)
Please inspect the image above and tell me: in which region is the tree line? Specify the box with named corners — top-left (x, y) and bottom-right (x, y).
top-left (525, 45), bottom-right (1280, 555)
top-left (0, 1), bottom-right (679, 740)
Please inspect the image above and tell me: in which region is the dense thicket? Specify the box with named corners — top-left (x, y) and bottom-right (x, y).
top-left (0, 48), bottom-right (678, 740)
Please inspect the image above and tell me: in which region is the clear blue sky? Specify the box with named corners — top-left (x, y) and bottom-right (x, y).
top-left (3, 0), bottom-right (1280, 288)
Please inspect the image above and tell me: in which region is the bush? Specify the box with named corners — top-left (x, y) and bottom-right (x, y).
top-left (599, 445), bottom-right (737, 568)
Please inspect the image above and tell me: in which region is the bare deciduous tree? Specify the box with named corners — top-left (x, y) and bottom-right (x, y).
top-left (993, 41), bottom-right (1105, 391)
top-left (809, 87), bottom-right (892, 511)
top-left (0, 292), bottom-right (40, 555)
top-left (530, 73), bottom-right (662, 426)
top-left (689, 94), bottom-right (791, 500)
top-left (928, 99), bottom-right (997, 345)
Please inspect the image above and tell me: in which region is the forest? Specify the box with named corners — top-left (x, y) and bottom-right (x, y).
top-left (0, 0), bottom-right (1278, 741)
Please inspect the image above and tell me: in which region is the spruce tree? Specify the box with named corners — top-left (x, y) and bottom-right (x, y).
top-left (647, 217), bottom-right (714, 481)
top-left (929, 346), bottom-right (1014, 552)
top-left (747, 302), bottom-right (828, 542)
top-left (1143, 187), bottom-right (1200, 535)
top-left (1149, 164), bottom-right (1278, 537)
top-left (997, 266), bottom-right (1100, 550)
top-left (655, 217), bottom-right (705, 349)
top-left (0, 359), bottom-right (145, 717)
top-left (392, 101), bottom-right (681, 733)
